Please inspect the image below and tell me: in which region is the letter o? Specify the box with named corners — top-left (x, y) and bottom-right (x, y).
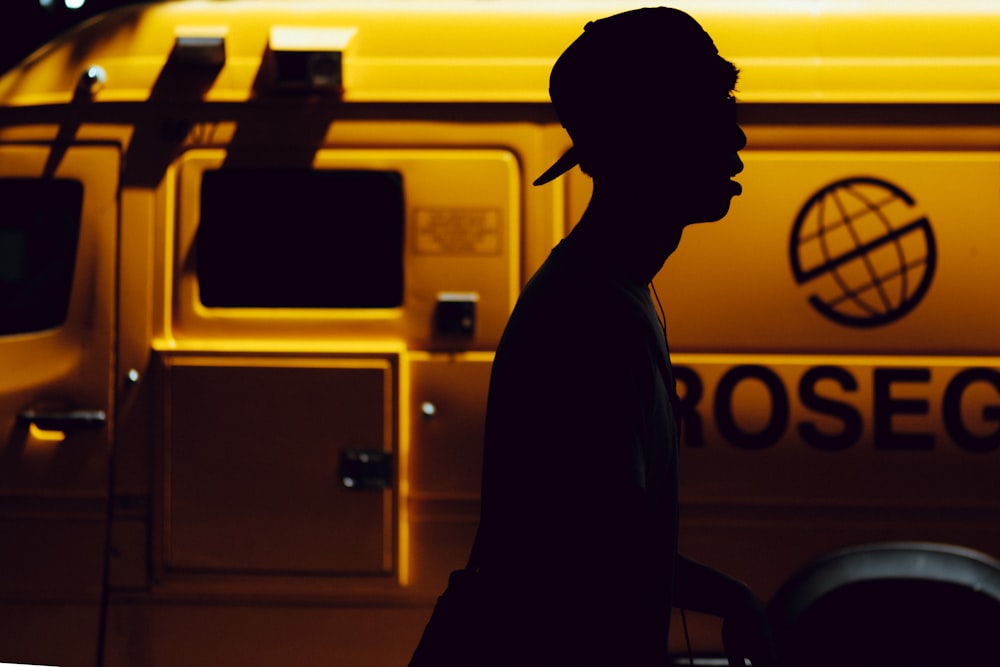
top-left (714, 365), bottom-right (789, 450)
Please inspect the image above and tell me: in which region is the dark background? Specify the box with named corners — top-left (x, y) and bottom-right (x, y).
top-left (1, 0), bottom-right (145, 75)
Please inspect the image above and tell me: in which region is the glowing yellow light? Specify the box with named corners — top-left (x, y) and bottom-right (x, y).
top-left (397, 352), bottom-right (411, 586)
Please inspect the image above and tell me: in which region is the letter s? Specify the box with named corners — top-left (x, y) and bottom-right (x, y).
top-left (798, 366), bottom-right (862, 451)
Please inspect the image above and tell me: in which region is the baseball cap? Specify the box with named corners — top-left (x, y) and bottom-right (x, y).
top-left (533, 7), bottom-right (722, 186)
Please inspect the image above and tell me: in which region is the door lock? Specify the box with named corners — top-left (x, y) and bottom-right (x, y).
top-left (339, 449), bottom-right (392, 490)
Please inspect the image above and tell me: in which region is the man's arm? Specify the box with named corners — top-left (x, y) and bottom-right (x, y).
top-left (674, 553), bottom-right (776, 667)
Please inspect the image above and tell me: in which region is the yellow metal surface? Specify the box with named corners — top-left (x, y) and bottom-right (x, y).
top-left (169, 146), bottom-right (521, 350)
top-left (660, 148), bottom-right (1000, 355)
top-left (0, 1), bottom-right (999, 665)
top-left (0, 144), bottom-right (117, 485)
top-left (2, 0), bottom-right (1000, 106)
top-left (161, 354), bottom-right (396, 574)
top-left (0, 144), bottom-right (119, 667)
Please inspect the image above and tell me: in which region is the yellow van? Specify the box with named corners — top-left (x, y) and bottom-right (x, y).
top-left (1, 1), bottom-right (999, 665)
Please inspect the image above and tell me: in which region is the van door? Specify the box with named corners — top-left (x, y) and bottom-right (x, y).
top-left (0, 144), bottom-right (118, 666)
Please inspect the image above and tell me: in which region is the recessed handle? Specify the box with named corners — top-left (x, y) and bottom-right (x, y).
top-left (17, 409), bottom-right (107, 431)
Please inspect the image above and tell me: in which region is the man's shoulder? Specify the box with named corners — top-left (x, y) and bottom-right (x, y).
top-left (526, 241), bottom-right (646, 302)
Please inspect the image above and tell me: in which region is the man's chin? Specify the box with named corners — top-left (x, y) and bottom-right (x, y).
top-left (686, 196), bottom-right (736, 225)
top-left (673, 177), bottom-right (741, 223)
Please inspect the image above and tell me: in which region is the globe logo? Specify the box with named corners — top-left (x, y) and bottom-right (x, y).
top-left (789, 177), bottom-right (936, 328)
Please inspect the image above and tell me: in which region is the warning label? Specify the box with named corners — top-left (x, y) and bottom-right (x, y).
top-left (414, 208), bottom-right (502, 256)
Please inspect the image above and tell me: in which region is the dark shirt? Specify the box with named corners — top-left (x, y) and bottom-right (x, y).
top-left (477, 229), bottom-right (679, 665)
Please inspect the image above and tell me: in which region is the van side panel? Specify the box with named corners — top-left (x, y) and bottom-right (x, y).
top-left (0, 144), bottom-right (119, 665)
top-left (1, 2), bottom-right (999, 664)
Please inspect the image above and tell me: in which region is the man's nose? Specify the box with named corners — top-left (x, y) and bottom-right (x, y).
top-left (734, 124), bottom-right (747, 152)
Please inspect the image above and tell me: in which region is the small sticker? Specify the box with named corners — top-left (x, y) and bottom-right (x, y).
top-left (414, 208), bottom-right (502, 256)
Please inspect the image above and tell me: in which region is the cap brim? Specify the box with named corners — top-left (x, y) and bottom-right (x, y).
top-left (532, 146), bottom-right (580, 186)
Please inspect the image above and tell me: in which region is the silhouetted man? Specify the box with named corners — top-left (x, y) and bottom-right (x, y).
top-left (473, 7), bottom-right (774, 667)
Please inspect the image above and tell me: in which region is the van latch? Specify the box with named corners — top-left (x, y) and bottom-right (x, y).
top-left (339, 449), bottom-right (392, 490)
top-left (434, 292), bottom-right (479, 338)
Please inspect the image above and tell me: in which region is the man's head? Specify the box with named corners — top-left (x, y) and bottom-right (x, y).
top-left (534, 7), bottom-right (745, 224)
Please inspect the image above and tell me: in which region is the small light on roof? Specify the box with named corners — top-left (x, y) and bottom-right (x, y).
top-left (76, 64), bottom-right (106, 97)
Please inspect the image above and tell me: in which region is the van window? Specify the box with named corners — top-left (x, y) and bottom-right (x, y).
top-left (197, 169), bottom-right (405, 308)
top-left (0, 179), bottom-right (83, 336)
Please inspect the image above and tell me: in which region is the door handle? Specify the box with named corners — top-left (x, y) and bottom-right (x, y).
top-left (339, 449), bottom-right (392, 490)
top-left (17, 409), bottom-right (107, 431)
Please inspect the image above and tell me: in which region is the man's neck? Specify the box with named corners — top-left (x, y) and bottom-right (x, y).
top-left (570, 179), bottom-right (685, 284)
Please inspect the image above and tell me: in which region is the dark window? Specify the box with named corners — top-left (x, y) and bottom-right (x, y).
top-left (0, 179), bottom-right (83, 336)
top-left (198, 169), bottom-right (405, 308)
